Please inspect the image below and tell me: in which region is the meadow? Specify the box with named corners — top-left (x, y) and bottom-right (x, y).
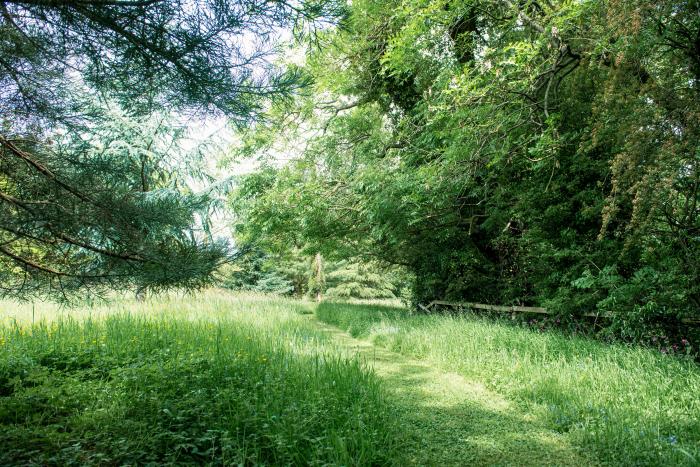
top-left (0, 292), bottom-right (398, 465)
top-left (316, 302), bottom-right (700, 466)
top-left (1, 291), bottom-right (699, 466)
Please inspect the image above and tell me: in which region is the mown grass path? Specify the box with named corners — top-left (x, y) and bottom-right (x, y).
top-left (313, 319), bottom-right (601, 466)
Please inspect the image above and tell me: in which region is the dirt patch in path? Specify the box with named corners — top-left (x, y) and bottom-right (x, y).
top-left (313, 320), bottom-right (600, 466)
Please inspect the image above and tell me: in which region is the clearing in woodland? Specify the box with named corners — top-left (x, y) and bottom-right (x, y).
top-left (1, 292), bottom-right (698, 466)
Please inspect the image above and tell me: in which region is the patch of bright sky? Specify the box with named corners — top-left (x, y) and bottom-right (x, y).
top-left (180, 27), bottom-right (309, 242)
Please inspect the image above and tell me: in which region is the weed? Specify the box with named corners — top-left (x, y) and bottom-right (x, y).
top-left (0, 291), bottom-right (398, 466)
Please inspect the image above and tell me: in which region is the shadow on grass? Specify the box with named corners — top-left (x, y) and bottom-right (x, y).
top-left (314, 306), bottom-right (598, 466)
top-left (379, 363), bottom-right (591, 466)
top-left (317, 301), bottom-right (700, 466)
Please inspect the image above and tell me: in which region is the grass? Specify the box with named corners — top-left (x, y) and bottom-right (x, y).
top-left (315, 320), bottom-right (598, 466)
top-left (316, 301), bottom-right (700, 466)
top-left (0, 291), bottom-right (398, 466)
top-left (3, 291), bottom-right (699, 466)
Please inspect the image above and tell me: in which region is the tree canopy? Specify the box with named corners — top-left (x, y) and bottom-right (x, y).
top-left (1, 0), bottom-right (339, 299)
top-left (228, 0), bottom-right (700, 341)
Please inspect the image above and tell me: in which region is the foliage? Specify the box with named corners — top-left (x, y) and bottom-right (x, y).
top-left (325, 260), bottom-right (396, 299)
top-left (0, 292), bottom-right (398, 465)
top-left (217, 246), bottom-right (403, 300)
top-left (228, 0), bottom-right (700, 341)
top-left (217, 249), bottom-right (294, 295)
top-left (307, 253), bottom-right (325, 301)
top-left (1, 105), bottom-right (230, 300)
top-left (0, 0), bottom-right (340, 300)
top-left (0, 0), bottom-right (340, 123)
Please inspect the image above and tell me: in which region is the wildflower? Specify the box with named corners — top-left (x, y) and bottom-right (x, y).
top-left (681, 339), bottom-right (689, 346)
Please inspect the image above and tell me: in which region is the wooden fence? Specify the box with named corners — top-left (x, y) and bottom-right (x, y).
top-left (418, 300), bottom-right (700, 325)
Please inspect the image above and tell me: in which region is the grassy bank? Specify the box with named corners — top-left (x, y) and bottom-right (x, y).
top-left (316, 302), bottom-right (700, 466)
top-left (0, 292), bottom-right (398, 465)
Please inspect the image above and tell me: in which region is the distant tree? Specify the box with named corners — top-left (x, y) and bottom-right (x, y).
top-left (325, 261), bottom-right (395, 300)
top-left (253, 272), bottom-right (294, 295)
top-left (275, 249), bottom-right (312, 296)
top-left (0, 0), bottom-right (340, 300)
top-left (217, 250), bottom-right (267, 292)
top-left (308, 252), bottom-right (324, 302)
top-left (217, 248), bottom-right (293, 295)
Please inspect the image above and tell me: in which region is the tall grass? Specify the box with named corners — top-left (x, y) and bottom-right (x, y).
top-left (0, 291), bottom-right (398, 465)
top-left (317, 302), bottom-right (700, 466)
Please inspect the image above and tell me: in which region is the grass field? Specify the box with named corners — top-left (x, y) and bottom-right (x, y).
top-left (316, 302), bottom-right (700, 466)
top-left (1, 291), bottom-right (699, 465)
top-left (0, 292), bottom-right (398, 465)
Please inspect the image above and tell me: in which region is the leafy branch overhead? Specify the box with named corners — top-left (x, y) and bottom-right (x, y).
top-left (0, 0), bottom-right (340, 300)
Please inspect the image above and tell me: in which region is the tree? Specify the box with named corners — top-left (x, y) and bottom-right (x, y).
top-left (228, 0), bottom-right (700, 341)
top-left (216, 248), bottom-right (294, 295)
top-left (308, 252), bottom-right (324, 302)
top-left (1, 103), bottom-right (231, 299)
top-left (0, 0), bottom-right (340, 300)
top-left (325, 260), bottom-right (396, 300)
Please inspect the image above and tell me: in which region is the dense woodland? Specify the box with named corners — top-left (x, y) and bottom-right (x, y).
top-left (227, 0), bottom-right (700, 344)
top-left (1, 0), bottom-right (699, 344)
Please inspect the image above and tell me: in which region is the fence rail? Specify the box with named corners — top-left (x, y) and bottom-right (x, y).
top-left (419, 300), bottom-right (699, 325)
